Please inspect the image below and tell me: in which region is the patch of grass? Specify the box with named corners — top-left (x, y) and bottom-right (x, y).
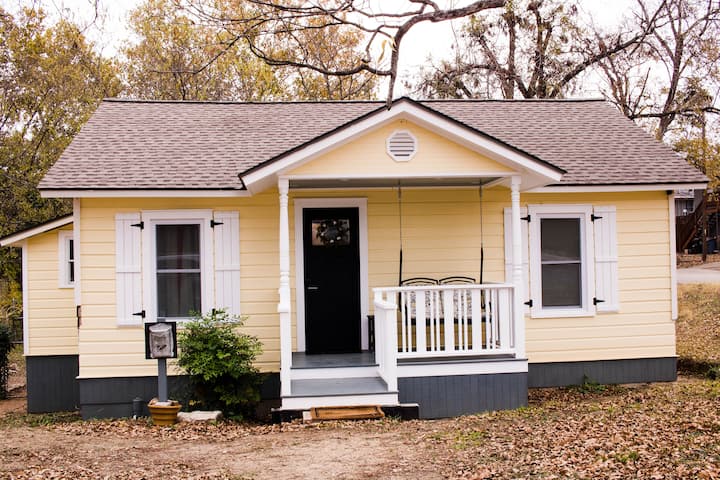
top-left (0, 411), bottom-right (81, 428)
top-left (570, 375), bottom-right (608, 394)
top-left (7, 345), bottom-right (25, 382)
top-left (453, 429), bottom-right (489, 450)
top-left (614, 450), bottom-right (640, 464)
top-left (677, 284), bottom-right (720, 369)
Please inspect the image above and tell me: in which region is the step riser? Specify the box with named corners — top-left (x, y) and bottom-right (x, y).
top-left (282, 393), bottom-right (399, 410)
top-left (290, 366), bottom-right (379, 380)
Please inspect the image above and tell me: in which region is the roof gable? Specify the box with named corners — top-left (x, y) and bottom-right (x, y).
top-left (243, 98), bottom-right (565, 193)
top-left (284, 119), bottom-right (516, 179)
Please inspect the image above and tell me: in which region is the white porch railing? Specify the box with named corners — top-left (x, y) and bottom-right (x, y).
top-left (373, 283), bottom-right (516, 379)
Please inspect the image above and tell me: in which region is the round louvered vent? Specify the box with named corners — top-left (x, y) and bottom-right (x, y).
top-left (386, 130), bottom-right (417, 162)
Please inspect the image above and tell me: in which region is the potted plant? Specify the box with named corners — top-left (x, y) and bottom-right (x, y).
top-left (148, 398), bottom-right (182, 426)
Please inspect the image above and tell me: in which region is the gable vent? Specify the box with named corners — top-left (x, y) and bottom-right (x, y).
top-left (386, 130), bottom-right (418, 162)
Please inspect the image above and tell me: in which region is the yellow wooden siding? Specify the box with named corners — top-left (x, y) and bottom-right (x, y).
top-left (78, 195), bottom-right (284, 378)
top-left (521, 191), bottom-right (674, 362)
top-left (25, 226), bottom-right (78, 355)
top-left (77, 187), bottom-right (673, 378)
top-left (285, 120), bottom-right (514, 177)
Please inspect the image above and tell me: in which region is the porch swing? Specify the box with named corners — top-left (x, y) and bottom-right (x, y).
top-left (396, 180), bottom-right (485, 287)
top-left (393, 181), bottom-right (490, 355)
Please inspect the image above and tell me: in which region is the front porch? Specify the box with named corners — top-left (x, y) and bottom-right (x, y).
top-left (260, 102), bottom-right (548, 416)
top-left (280, 279), bottom-right (528, 414)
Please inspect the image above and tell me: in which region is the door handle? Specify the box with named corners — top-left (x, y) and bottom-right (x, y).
top-left (307, 286), bottom-right (319, 291)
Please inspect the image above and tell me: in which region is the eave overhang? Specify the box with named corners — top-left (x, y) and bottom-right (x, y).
top-left (0, 215), bottom-right (73, 247)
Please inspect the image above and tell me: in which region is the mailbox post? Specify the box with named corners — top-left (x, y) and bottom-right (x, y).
top-left (145, 321), bottom-right (177, 403)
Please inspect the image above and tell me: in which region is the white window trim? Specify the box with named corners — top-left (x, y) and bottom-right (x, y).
top-left (141, 210), bottom-right (214, 322)
top-left (58, 230), bottom-right (75, 289)
top-left (528, 204), bottom-right (595, 318)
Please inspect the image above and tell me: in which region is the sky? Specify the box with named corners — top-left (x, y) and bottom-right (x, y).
top-left (3, 0), bottom-right (635, 96)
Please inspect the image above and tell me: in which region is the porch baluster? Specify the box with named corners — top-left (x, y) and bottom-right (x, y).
top-left (471, 289), bottom-right (482, 351)
top-left (415, 290), bottom-right (427, 354)
top-left (443, 289), bottom-right (454, 353)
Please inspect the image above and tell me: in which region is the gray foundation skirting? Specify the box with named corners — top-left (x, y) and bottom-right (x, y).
top-left (398, 372), bottom-right (528, 419)
top-left (528, 357), bottom-right (677, 388)
top-left (26, 355), bottom-right (79, 413)
top-left (78, 373), bottom-right (281, 419)
top-left (30, 356), bottom-right (676, 418)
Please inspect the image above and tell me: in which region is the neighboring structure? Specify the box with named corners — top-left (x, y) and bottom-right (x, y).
top-left (0, 97), bottom-right (707, 419)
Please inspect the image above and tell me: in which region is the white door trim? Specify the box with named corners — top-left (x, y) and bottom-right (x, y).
top-left (293, 197), bottom-right (369, 352)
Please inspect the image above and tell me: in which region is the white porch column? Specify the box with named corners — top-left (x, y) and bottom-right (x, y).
top-left (278, 178), bottom-right (292, 397)
top-left (510, 175), bottom-right (526, 359)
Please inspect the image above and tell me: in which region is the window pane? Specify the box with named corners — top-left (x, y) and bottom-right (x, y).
top-left (542, 264), bottom-right (581, 307)
top-left (157, 272), bottom-right (201, 318)
top-left (541, 218), bottom-right (580, 262)
top-left (156, 225), bottom-right (200, 269)
top-left (68, 239), bottom-right (75, 283)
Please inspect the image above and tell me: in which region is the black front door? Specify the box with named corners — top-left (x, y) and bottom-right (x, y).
top-left (303, 207), bottom-right (361, 354)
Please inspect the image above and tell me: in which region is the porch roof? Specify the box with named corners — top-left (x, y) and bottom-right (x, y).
top-left (39, 97), bottom-right (707, 196)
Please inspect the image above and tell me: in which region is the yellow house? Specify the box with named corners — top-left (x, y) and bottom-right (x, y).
top-left (0, 97), bottom-right (707, 419)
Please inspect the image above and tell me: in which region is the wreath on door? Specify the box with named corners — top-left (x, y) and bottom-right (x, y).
top-left (315, 219), bottom-right (349, 246)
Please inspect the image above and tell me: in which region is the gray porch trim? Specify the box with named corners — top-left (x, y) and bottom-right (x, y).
top-left (398, 372), bottom-right (528, 419)
top-left (527, 357), bottom-right (677, 388)
top-left (26, 355), bottom-right (79, 413)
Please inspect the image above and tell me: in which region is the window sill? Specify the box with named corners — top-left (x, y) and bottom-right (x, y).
top-left (530, 307), bottom-right (594, 319)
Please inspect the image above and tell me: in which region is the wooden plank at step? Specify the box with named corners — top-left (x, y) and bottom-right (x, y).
top-left (310, 405), bottom-right (385, 421)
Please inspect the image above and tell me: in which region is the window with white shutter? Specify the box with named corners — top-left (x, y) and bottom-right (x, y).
top-left (528, 204), bottom-right (595, 318)
top-left (519, 203), bottom-right (619, 318)
top-left (115, 209), bottom-right (242, 324)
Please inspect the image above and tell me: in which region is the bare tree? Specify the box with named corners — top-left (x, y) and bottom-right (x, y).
top-left (598, 0), bottom-right (720, 140)
top-left (411, 0), bottom-right (663, 100)
top-left (179, 0), bottom-right (507, 105)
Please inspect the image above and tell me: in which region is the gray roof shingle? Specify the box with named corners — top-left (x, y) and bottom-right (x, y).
top-left (39, 98), bottom-right (706, 190)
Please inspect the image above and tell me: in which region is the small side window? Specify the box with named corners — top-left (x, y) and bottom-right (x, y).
top-left (58, 231), bottom-right (75, 288)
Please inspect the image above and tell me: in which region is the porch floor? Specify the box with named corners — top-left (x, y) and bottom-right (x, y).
top-left (291, 351), bottom-right (377, 369)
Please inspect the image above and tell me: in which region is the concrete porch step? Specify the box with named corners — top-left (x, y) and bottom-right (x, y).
top-left (290, 351), bottom-right (380, 380)
top-left (281, 376), bottom-right (399, 410)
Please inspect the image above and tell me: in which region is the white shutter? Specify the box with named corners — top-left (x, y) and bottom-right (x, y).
top-left (116, 213), bottom-right (143, 325)
top-left (213, 211), bottom-right (241, 316)
top-left (593, 205), bottom-right (619, 312)
top-left (504, 207), bottom-right (530, 313)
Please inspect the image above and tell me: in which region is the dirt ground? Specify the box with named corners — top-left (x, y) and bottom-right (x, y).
top-left (4, 285), bottom-right (720, 479)
top-left (2, 377), bottom-right (720, 479)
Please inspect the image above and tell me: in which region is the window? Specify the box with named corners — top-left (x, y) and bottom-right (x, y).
top-left (504, 204), bottom-right (619, 318)
top-left (540, 218), bottom-right (582, 307)
top-left (155, 224), bottom-right (201, 319)
top-left (58, 231), bottom-right (75, 288)
top-left (142, 210), bottom-right (214, 323)
top-left (528, 205), bottom-right (594, 317)
top-left (115, 210), bottom-right (240, 326)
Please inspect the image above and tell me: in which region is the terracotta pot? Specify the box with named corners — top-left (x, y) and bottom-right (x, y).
top-left (148, 400), bottom-right (182, 426)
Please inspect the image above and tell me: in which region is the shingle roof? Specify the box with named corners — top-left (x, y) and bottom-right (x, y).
top-left (39, 97), bottom-right (706, 191)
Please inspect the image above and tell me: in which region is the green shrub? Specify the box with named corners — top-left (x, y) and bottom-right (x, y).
top-left (177, 310), bottom-right (262, 419)
top-left (0, 323), bottom-right (11, 400)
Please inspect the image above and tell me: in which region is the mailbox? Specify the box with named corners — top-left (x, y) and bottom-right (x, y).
top-left (144, 322), bottom-right (177, 359)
